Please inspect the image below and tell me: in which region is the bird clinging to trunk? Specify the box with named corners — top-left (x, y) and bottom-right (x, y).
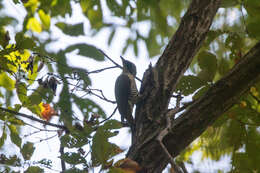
top-left (115, 56), bottom-right (138, 131)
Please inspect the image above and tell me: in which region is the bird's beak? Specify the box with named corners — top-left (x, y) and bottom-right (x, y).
top-left (120, 56), bottom-right (125, 62)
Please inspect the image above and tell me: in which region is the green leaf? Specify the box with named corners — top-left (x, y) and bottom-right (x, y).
top-left (0, 72), bottom-right (15, 91)
top-left (55, 22), bottom-right (84, 36)
top-left (64, 168), bottom-right (87, 173)
top-left (15, 32), bottom-right (36, 50)
top-left (60, 134), bottom-right (89, 148)
top-left (51, 0), bottom-right (72, 17)
top-left (7, 116), bottom-right (25, 125)
top-left (60, 134), bottom-right (75, 148)
top-left (204, 30), bottom-right (223, 46)
top-left (146, 29), bottom-right (161, 57)
top-left (84, 8), bottom-right (103, 29)
top-left (26, 17), bottom-right (42, 33)
top-left (92, 128), bottom-right (111, 165)
top-left (58, 84), bottom-right (73, 128)
top-left (7, 116), bottom-right (24, 126)
top-left (176, 75), bottom-right (205, 96)
top-left (23, 0), bottom-right (38, 13)
top-left (192, 85), bottom-right (210, 100)
top-left (27, 59), bottom-right (39, 85)
top-left (0, 90), bottom-right (3, 98)
top-left (16, 82), bottom-right (28, 104)
top-left (92, 126), bottom-right (120, 166)
top-left (244, 0), bottom-right (260, 17)
top-left (218, 58), bottom-right (230, 76)
top-left (27, 104), bottom-right (42, 116)
top-left (8, 124), bottom-right (21, 148)
top-left (176, 145), bottom-right (200, 163)
top-left (246, 127), bottom-right (260, 168)
top-left (0, 50), bottom-right (16, 70)
top-left (232, 153), bottom-right (253, 172)
top-left (25, 166), bottom-right (44, 173)
top-left (102, 119), bottom-right (122, 130)
top-left (60, 152), bottom-right (86, 165)
top-left (122, 39), bottom-right (130, 55)
top-left (72, 94), bottom-right (106, 119)
top-left (198, 51), bottom-right (217, 82)
top-left (65, 44), bottom-right (104, 61)
top-left (38, 9), bottom-right (51, 30)
top-left (247, 16), bottom-right (260, 40)
top-left (0, 154), bottom-right (21, 166)
top-left (71, 68), bottom-right (91, 87)
top-left (133, 41), bottom-right (138, 57)
top-left (14, 104), bottom-right (22, 111)
top-left (27, 86), bottom-right (50, 106)
top-left (198, 51), bottom-right (217, 72)
top-left (108, 29), bottom-right (116, 45)
top-left (0, 28), bottom-right (10, 48)
top-left (0, 16), bottom-right (18, 26)
top-left (220, 0), bottom-right (238, 7)
top-left (80, 0), bottom-right (89, 12)
top-left (197, 69), bottom-right (214, 82)
top-left (225, 32), bottom-right (244, 54)
top-left (12, 0), bottom-right (20, 4)
top-left (0, 126), bottom-right (7, 148)
top-left (106, 1), bottom-right (121, 15)
top-left (21, 142), bottom-right (35, 160)
top-left (36, 158), bottom-right (52, 167)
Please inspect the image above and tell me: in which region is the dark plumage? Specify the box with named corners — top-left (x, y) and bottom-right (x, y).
top-left (115, 57), bottom-right (138, 129)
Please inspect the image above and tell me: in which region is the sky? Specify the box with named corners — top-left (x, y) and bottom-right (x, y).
top-left (0, 1), bottom-right (234, 172)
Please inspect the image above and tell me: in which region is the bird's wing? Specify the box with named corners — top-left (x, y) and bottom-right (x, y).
top-left (115, 74), bottom-right (131, 118)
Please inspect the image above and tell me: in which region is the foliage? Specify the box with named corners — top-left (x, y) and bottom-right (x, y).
top-left (0, 0), bottom-right (259, 172)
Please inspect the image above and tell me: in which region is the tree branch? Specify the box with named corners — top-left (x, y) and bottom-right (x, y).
top-left (166, 41), bottom-right (260, 158)
top-left (60, 145), bottom-right (66, 172)
top-left (130, 39), bottom-right (260, 172)
top-left (98, 49), bottom-right (142, 82)
top-left (156, 95), bottom-right (182, 172)
top-left (128, 0), bottom-right (222, 172)
top-left (0, 107), bottom-right (67, 130)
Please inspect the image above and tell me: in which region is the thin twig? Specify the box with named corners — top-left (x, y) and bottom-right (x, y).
top-left (51, 73), bottom-right (116, 104)
top-left (99, 106), bottom-right (117, 124)
top-left (23, 130), bottom-right (56, 138)
top-left (87, 89), bottom-right (116, 104)
top-left (87, 88), bottom-right (116, 103)
top-left (98, 49), bottom-right (142, 82)
top-left (60, 145), bottom-right (66, 172)
top-left (136, 75), bottom-right (142, 83)
top-left (156, 94), bottom-right (183, 172)
top-left (0, 107), bottom-right (66, 130)
top-left (179, 162), bottom-right (188, 173)
top-left (71, 79), bottom-right (81, 93)
top-left (87, 66), bottom-right (118, 75)
top-left (36, 134), bottom-right (58, 143)
top-left (23, 130), bottom-right (41, 137)
top-left (23, 122), bottom-right (58, 138)
top-left (157, 111), bottom-right (178, 169)
top-left (98, 49), bottom-right (121, 68)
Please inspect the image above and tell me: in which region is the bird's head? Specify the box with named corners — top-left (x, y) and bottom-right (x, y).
top-left (121, 56), bottom-right (137, 76)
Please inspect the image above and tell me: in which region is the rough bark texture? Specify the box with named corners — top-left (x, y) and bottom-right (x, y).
top-left (125, 0), bottom-right (260, 172)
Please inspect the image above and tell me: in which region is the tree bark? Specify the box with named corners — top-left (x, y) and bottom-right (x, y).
top-left (126, 0), bottom-right (260, 172)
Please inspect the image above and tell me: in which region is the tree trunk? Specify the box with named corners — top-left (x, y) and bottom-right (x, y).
top-left (126, 0), bottom-right (260, 172)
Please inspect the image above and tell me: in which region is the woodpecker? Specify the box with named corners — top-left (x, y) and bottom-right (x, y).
top-left (115, 57), bottom-right (138, 130)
